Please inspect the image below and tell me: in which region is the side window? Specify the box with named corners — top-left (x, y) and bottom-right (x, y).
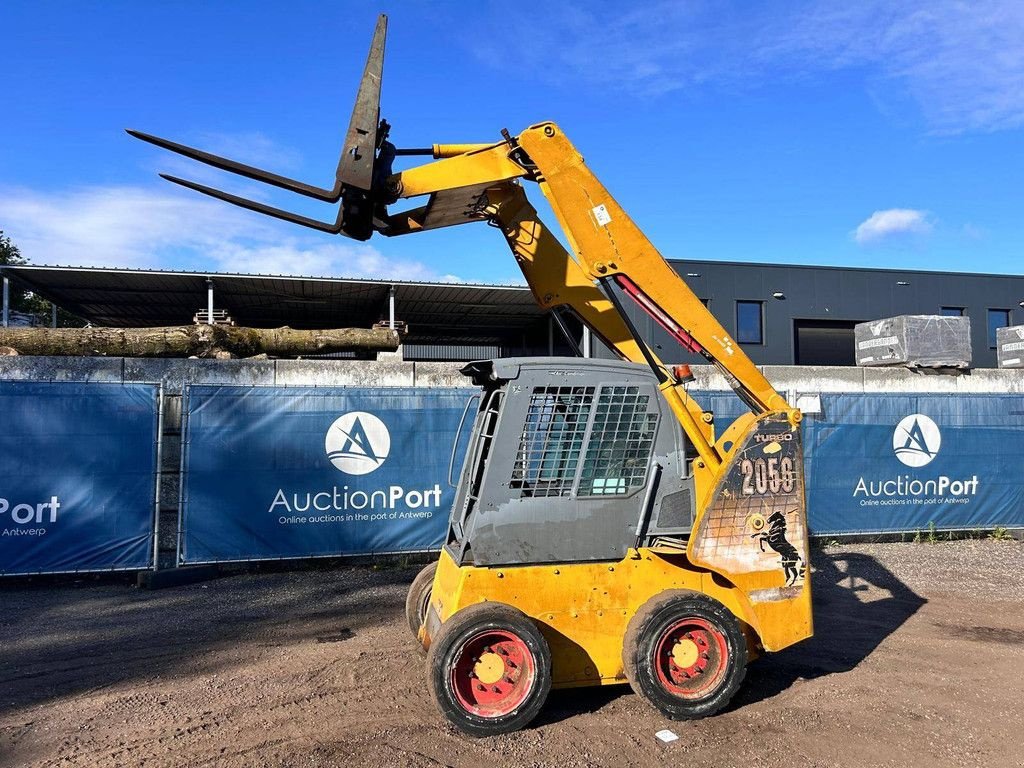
top-left (736, 300), bottom-right (764, 344)
top-left (988, 309), bottom-right (1010, 348)
top-left (510, 386), bottom-right (594, 498)
top-left (580, 386), bottom-right (658, 496)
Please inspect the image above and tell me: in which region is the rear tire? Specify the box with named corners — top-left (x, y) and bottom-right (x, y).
top-left (427, 602), bottom-right (552, 737)
top-left (405, 561), bottom-right (438, 640)
top-left (623, 591), bottom-right (746, 720)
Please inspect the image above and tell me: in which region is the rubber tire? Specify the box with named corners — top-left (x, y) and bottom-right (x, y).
top-left (405, 561), bottom-right (438, 640)
top-left (622, 590), bottom-right (746, 720)
top-left (427, 602), bottom-right (552, 737)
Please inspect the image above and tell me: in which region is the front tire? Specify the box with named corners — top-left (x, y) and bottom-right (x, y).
top-left (427, 602), bottom-right (552, 737)
top-left (623, 591), bottom-right (746, 720)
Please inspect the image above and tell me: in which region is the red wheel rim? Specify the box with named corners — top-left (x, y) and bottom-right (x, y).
top-left (653, 617), bottom-right (729, 699)
top-left (450, 629), bottom-right (537, 717)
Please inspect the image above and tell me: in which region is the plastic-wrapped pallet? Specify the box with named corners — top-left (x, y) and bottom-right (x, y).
top-left (996, 325), bottom-right (1024, 369)
top-left (854, 315), bottom-right (972, 369)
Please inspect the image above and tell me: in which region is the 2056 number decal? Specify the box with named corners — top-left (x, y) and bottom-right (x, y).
top-left (740, 457), bottom-right (796, 496)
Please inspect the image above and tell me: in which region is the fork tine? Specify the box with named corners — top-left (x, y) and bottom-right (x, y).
top-left (159, 174), bottom-right (348, 236)
top-left (127, 129), bottom-right (342, 202)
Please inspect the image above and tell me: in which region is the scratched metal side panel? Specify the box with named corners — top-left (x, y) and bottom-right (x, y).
top-left (690, 414), bottom-right (808, 592)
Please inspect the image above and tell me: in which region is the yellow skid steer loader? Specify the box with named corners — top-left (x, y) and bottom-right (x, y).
top-left (132, 14), bottom-right (813, 738)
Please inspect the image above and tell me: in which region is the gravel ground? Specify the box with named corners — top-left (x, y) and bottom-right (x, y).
top-left (1, 540), bottom-right (1023, 768)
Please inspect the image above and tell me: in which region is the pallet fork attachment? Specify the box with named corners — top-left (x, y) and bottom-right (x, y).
top-left (127, 14), bottom-right (390, 239)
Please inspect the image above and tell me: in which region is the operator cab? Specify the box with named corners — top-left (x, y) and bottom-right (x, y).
top-left (445, 357), bottom-right (698, 567)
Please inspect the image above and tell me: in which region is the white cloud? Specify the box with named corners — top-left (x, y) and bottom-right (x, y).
top-left (961, 223), bottom-right (987, 241)
top-left (475, 1), bottom-right (1024, 133)
top-left (853, 208), bottom-right (933, 244)
top-left (0, 184), bottom-right (462, 282)
top-left (756, 2), bottom-right (1024, 134)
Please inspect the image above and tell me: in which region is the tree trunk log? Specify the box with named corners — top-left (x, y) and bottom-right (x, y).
top-left (0, 325), bottom-right (400, 358)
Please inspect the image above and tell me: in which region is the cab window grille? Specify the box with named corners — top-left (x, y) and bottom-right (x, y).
top-left (580, 386), bottom-right (657, 496)
top-left (510, 386), bottom-right (594, 497)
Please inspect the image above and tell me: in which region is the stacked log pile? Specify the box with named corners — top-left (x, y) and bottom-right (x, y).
top-left (0, 325), bottom-right (400, 359)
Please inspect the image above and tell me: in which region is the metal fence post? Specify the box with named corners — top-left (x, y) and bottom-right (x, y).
top-left (176, 386), bottom-right (190, 566)
top-left (152, 385), bottom-right (165, 571)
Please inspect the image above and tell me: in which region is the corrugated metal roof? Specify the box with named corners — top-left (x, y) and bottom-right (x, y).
top-left (1, 265), bottom-right (542, 345)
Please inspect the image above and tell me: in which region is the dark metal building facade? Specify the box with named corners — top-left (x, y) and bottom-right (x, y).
top-left (603, 260), bottom-right (1024, 369)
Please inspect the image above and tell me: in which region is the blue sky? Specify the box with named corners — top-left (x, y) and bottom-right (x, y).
top-left (1, 1), bottom-right (1022, 284)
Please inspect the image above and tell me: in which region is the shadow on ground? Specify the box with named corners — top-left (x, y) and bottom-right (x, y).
top-left (536, 548), bottom-right (927, 725)
top-left (733, 548), bottom-right (927, 707)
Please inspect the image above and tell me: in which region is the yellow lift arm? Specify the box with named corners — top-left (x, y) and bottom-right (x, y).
top-left (385, 125), bottom-right (795, 496)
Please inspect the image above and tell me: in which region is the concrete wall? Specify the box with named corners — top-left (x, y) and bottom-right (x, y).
top-left (4, 357), bottom-right (1021, 393)
top-left (2, 356), bottom-right (1021, 568)
top-left (0, 357), bottom-right (470, 391)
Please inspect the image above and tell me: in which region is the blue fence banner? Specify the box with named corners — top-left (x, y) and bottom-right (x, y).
top-left (0, 382), bottom-right (159, 576)
top-left (180, 386), bottom-right (475, 564)
top-left (695, 390), bottom-right (1024, 533)
top-left (803, 393), bottom-right (1024, 534)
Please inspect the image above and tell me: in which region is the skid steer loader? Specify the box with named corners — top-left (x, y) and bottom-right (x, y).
top-left (131, 14), bottom-right (813, 737)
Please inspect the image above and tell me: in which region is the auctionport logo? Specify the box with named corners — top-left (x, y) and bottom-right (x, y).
top-left (325, 412), bottom-right (391, 475)
top-left (271, 411), bottom-right (442, 521)
top-left (892, 414), bottom-right (941, 468)
top-left (853, 412), bottom-right (979, 505)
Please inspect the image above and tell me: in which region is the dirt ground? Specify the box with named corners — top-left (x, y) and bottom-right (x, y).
top-left (2, 541), bottom-right (1023, 768)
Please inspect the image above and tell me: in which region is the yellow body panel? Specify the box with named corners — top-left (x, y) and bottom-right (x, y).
top-left (423, 547), bottom-right (770, 689)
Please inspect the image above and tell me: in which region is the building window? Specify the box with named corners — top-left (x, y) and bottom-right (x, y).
top-left (736, 301), bottom-right (764, 344)
top-left (988, 309), bottom-right (1010, 348)
top-left (940, 307), bottom-right (964, 317)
